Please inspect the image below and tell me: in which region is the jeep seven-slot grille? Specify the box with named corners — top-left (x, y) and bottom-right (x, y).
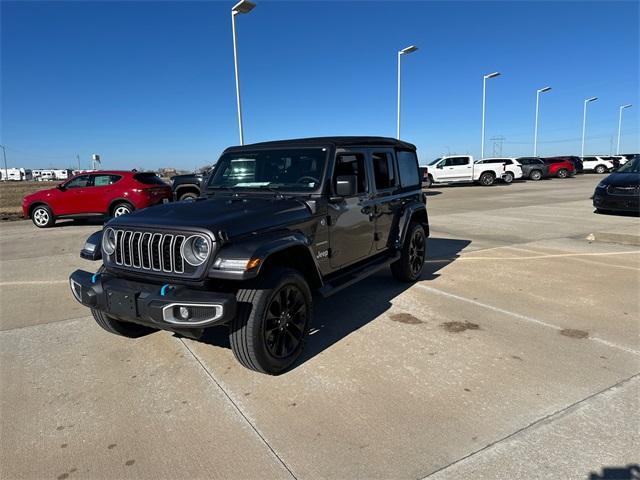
top-left (113, 230), bottom-right (186, 274)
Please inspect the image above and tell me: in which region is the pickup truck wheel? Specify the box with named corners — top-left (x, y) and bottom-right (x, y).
top-left (479, 172), bottom-right (495, 186)
top-left (391, 222), bottom-right (426, 282)
top-left (503, 172), bottom-right (514, 184)
top-left (91, 309), bottom-right (156, 338)
top-left (31, 205), bottom-right (55, 228)
top-left (231, 267), bottom-right (311, 375)
top-left (557, 169), bottom-right (568, 178)
top-left (179, 192), bottom-right (198, 202)
top-left (529, 170), bottom-right (542, 181)
top-left (595, 165), bottom-right (607, 174)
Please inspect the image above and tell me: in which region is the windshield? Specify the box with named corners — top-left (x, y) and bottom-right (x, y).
top-left (427, 157), bottom-right (442, 166)
top-left (617, 157), bottom-right (640, 174)
top-left (207, 148), bottom-right (328, 192)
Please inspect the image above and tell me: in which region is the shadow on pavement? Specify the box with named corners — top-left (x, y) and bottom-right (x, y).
top-left (189, 237), bottom-right (471, 371)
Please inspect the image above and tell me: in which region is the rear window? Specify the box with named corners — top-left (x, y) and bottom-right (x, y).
top-left (396, 150), bottom-right (420, 188)
top-left (134, 173), bottom-right (168, 185)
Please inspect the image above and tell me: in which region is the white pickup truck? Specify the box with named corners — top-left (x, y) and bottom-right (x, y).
top-left (424, 155), bottom-right (507, 187)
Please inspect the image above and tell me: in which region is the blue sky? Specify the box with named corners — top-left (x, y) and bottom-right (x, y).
top-left (1, 0), bottom-right (638, 170)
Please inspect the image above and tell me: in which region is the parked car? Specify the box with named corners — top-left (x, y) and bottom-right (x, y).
top-left (619, 153), bottom-right (639, 165)
top-left (23, 170), bottom-right (172, 228)
top-left (592, 155), bottom-right (639, 214)
top-left (69, 137), bottom-right (429, 375)
top-left (546, 156), bottom-right (583, 174)
top-left (541, 157), bottom-right (576, 178)
top-left (171, 172), bottom-right (207, 201)
top-left (581, 156), bottom-right (615, 174)
top-left (515, 157), bottom-right (550, 180)
top-left (425, 155), bottom-right (507, 186)
top-left (419, 166), bottom-right (429, 188)
top-left (475, 158), bottom-right (523, 183)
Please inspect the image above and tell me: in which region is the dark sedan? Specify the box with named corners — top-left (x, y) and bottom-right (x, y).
top-left (592, 156), bottom-right (640, 214)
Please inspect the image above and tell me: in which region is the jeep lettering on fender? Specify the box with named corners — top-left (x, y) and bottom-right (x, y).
top-left (70, 137), bottom-right (429, 375)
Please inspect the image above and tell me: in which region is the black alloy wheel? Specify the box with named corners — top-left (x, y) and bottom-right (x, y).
top-left (263, 284), bottom-right (308, 359)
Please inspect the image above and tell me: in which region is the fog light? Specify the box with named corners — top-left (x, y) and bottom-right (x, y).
top-left (178, 306), bottom-right (191, 320)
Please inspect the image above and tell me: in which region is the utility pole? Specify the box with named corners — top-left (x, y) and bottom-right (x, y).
top-left (76, 154), bottom-right (81, 171)
top-left (0, 145), bottom-right (7, 181)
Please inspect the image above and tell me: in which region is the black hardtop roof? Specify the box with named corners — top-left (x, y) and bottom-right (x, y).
top-left (224, 136), bottom-right (416, 152)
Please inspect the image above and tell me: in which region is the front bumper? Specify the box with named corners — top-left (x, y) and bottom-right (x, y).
top-left (69, 269), bottom-right (236, 329)
top-left (593, 191), bottom-right (640, 212)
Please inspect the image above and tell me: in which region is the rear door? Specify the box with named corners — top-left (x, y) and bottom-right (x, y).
top-left (582, 156), bottom-right (598, 170)
top-left (370, 149), bottom-right (399, 251)
top-left (88, 174), bottom-right (123, 213)
top-left (328, 151), bottom-right (375, 268)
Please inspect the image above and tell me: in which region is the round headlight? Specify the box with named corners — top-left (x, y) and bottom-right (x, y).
top-left (182, 235), bottom-right (210, 266)
top-left (102, 228), bottom-right (117, 255)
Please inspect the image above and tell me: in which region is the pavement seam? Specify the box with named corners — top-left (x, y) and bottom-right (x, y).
top-left (416, 284), bottom-right (640, 356)
top-left (419, 372), bottom-right (640, 479)
top-left (177, 338), bottom-right (298, 480)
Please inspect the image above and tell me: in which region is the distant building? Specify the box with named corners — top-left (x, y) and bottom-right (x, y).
top-left (1, 168), bottom-right (33, 181)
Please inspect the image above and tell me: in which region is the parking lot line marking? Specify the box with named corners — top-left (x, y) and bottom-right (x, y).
top-left (420, 373), bottom-right (640, 479)
top-left (454, 250), bottom-right (639, 262)
top-left (416, 284), bottom-right (640, 356)
top-left (177, 338), bottom-right (299, 480)
top-left (505, 245), bottom-right (640, 271)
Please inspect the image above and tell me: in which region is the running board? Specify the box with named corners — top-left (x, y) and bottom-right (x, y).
top-left (318, 253), bottom-right (400, 298)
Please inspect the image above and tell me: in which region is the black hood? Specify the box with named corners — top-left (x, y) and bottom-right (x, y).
top-left (603, 172), bottom-right (640, 187)
top-left (110, 195), bottom-right (312, 238)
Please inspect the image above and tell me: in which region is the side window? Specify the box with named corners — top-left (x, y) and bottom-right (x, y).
top-left (65, 175), bottom-right (90, 188)
top-left (397, 150), bottom-right (420, 188)
top-left (504, 160), bottom-right (513, 165)
top-left (93, 175), bottom-right (121, 186)
top-left (583, 157), bottom-right (597, 162)
top-left (372, 152), bottom-right (396, 190)
top-left (334, 153), bottom-right (367, 194)
top-left (452, 157), bottom-right (470, 166)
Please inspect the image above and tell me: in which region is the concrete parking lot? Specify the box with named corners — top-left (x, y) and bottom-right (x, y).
top-left (1, 174), bottom-right (638, 480)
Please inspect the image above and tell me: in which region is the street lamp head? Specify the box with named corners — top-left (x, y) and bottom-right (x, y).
top-left (585, 96), bottom-right (598, 103)
top-left (399, 45), bottom-right (418, 55)
top-left (621, 104), bottom-right (632, 109)
top-left (538, 86), bottom-right (552, 93)
top-left (232, 0), bottom-right (256, 14)
top-left (484, 71), bottom-right (501, 79)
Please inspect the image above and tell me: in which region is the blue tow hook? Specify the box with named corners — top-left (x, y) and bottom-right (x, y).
top-left (160, 284), bottom-right (171, 297)
top-left (91, 273), bottom-right (100, 284)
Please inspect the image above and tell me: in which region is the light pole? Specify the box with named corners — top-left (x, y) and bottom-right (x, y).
top-left (581, 96), bottom-right (598, 158)
top-left (616, 104), bottom-right (632, 154)
top-left (533, 86), bottom-right (551, 157)
top-left (231, 0), bottom-right (256, 146)
top-left (396, 45), bottom-right (418, 140)
top-left (481, 71), bottom-right (501, 159)
top-left (0, 145), bottom-right (7, 181)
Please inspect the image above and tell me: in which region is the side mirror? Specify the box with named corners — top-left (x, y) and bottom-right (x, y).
top-left (57, 183), bottom-right (66, 190)
top-left (436, 164), bottom-right (444, 169)
top-left (334, 175), bottom-right (357, 198)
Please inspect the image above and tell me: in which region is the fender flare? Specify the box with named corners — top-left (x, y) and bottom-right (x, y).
top-left (397, 203), bottom-right (429, 248)
top-left (107, 198), bottom-right (134, 215)
top-left (28, 201), bottom-right (54, 218)
top-left (209, 230), bottom-right (323, 285)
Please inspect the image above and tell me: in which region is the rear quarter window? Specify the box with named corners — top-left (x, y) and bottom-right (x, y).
top-left (396, 150), bottom-right (420, 188)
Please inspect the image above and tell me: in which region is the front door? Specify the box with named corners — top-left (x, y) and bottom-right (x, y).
top-left (328, 151), bottom-right (375, 269)
top-left (53, 175), bottom-right (93, 215)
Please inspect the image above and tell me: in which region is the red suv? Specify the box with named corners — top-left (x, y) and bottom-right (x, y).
top-left (542, 158), bottom-right (576, 178)
top-left (23, 171), bottom-right (171, 228)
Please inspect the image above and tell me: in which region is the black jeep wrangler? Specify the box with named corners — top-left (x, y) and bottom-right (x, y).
top-left (70, 137), bottom-right (429, 374)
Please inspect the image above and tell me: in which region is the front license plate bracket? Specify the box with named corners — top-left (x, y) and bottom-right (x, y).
top-left (106, 289), bottom-right (138, 317)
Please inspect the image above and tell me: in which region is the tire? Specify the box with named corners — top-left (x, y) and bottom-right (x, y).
top-left (179, 191), bottom-right (199, 202)
top-left (230, 267), bottom-right (312, 375)
top-left (425, 175), bottom-right (433, 189)
top-left (594, 165), bottom-right (607, 174)
top-left (595, 208), bottom-right (612, 215)
top-left (557, 169), bottom-right (568, 178)
top-left (479, 172), bottom-right (495, 186)
top-left (111, 202), bottom-right (134, 217)
top-left (391, 222), bottom-right (426, 282)
top-left (31, 205), bottom-right (55, 228)
top-left (502, 172), bottom-right (514, 184)
top-left (529, 169), bottom-right (542, 181)
top-left (91, 309), bottom-right (156, 338)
